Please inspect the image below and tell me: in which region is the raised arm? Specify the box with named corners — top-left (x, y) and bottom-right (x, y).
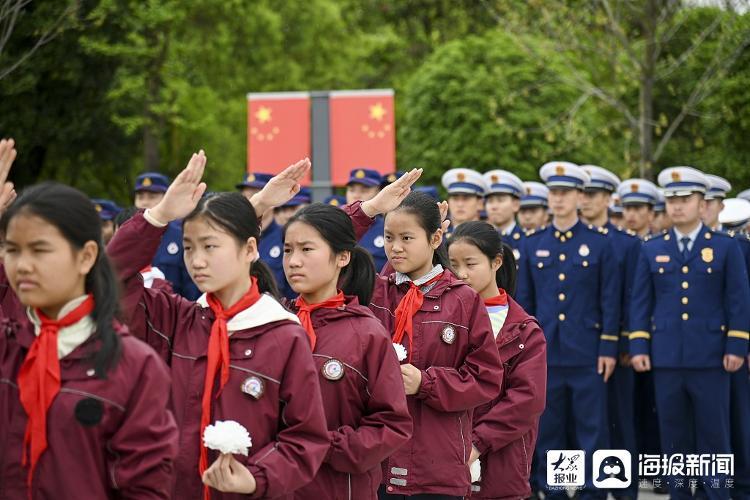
top-left (107, 151), bottom-right (209, 357)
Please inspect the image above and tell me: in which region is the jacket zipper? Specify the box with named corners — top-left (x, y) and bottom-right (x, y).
top-left (458, 415), bottom-right (466, 463)
top-left (521, 434), bottom-right (530, 476)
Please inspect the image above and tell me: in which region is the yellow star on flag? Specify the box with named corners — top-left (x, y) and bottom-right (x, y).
top-left (369, 102), bottom-right (386, 121)
top-left (255, 106), bottom-right (272, 124)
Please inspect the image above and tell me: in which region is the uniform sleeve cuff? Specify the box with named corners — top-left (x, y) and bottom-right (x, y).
top-left (324, 430), bottom-right (336, 462)
top-left (472, 432), bottom-right (490, 455)
top-left (629, 332), bottom-right (651, 357)
top-left (247, 465), bottom-right (268, 499)
top-left (143, 209), bottom-right (168, 228)
top-left (598, 335), bottom-right (619, 358)
top-left (415, 369), bottom-right (434, 400)
top-left (726, 333), bottom-right (749, 358)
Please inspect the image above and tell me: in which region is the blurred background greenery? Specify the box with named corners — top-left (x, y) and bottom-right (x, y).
top-left (1, 0), bottom-right (748, 203)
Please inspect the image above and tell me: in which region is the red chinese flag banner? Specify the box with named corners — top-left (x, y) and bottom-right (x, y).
top-left (329, 89), bottom-right (395, 186)
top-left (247, 92), bottom-right (311, 179)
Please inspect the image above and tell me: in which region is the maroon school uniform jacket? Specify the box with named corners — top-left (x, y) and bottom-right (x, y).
top-left (290, 296), bottom-right (413, 500)
top-left (0, 268), bottom-right (178, 500)
top-left (471, 297), bottom-right (547, 500)
top-left (344, 202), bottom-right (504, 497)
top-left (107, 213), bottom-right (330, 500)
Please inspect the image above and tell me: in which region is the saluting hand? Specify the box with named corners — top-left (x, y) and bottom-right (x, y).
top-left (361, 168), bottom-right (423, 218)
top-left (202, 453), bottom-right (257, 494)
top-left (0, 139), bottom-right (18, 215)
top-left (438, 200), bottom-right (451, 234)
top-left (400, 363), bottom-right (423, 395)
top-left (149, 150), bottom-right (207, 223)
top-left (250, 158), bottom-right (311, 216)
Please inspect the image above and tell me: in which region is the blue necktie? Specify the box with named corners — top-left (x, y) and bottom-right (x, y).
top-left (680, 237), bottom-right (691, 260)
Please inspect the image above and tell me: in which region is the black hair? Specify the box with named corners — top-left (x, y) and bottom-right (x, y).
top-left (0, 182), bottom-right (121, 377)
top-left (448, 221), bottom-right (518, 296)
top-left (114, 206), bottom-right (139, 229)
top-left (388, 191), bottom-right (451, 270)
top-left (183, 192), bottom-right (280, 299)
top-left (284, 203), bottom-right (375, 305)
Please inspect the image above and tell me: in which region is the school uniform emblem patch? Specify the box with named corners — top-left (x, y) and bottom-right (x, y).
top-left (441, 325), bottom-right (456, 344)
top-left (322, 359), bottom-right (345, 381)
top-left (75, 397), bottom-right (104, 427)
top-left (374, 236), bottom-right (385, 248)
top-left (167, 242), bottom-right (179, 255)
top-left (241, 376), bottom-right (264, 399)
top-left (269, 246), bottom-right (281, 258)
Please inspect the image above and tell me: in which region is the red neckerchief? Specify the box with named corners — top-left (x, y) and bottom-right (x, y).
top-left (18, 294), bottom-right (95, 491)
top-left (200, 278), bottom-right (261, 499)
top-left (393, 272), bottom-right (443, 362)
top-left (295, 292), bottom-right (345, 351)
top-left (483, 289), bottom-right (508, 307)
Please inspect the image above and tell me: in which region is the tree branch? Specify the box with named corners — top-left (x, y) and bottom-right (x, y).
top-left (655, 10), bottom-right (725, 80)
top-left (653, 25), bottom-right (750, 162)
top-left (0, 1), bottom-right (76, 81)
top-left (599, 0), bottom-right (644, 71)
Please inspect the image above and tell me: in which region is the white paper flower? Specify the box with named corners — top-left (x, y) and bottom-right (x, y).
top-left (470, 458), bottom-right (482, 483)
top-left (393, 343), bottom-right (407, 362)
top-left (203, 420), bottom-right (252, 456)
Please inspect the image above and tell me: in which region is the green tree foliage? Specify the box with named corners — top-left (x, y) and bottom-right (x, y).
top-left (0, 0), bottom-right (749, 201)
top-left (398, 30), bottom-right (622, 184)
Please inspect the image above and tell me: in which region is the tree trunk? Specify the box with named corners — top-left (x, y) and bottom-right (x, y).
top-left (143, 124), bottom-right (159, 171)
top-left (639, 0), bottom-right (658, 180)
top-left (142, 28), bottom-right (166, 172)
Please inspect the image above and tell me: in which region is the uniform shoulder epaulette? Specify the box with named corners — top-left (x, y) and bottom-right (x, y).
top-left (584, 224), bottom-right (608, 235)
top-left (645, 231), bottom-right (668, 243)
top-left (610, 225), bottom-right (635, 238)
top-left (708, 229), bottom-right (732, 240)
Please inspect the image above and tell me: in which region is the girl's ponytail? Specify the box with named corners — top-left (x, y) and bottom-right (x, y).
top-left (497, 242), bottom-right (517, 296)
top-left (339, 246), bottom-right (375, 305)
top-left (250, 259), bottom-right (281, 299)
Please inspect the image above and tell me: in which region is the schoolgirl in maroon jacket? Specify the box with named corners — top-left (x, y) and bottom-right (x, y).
top-left (281, 203), bottom-right (412, 500)
top-left (448, 221), bottom-right (547, 500)
top-left (0, 139), bottom-right (178, 499)
top-left (342, 171), bottom-right (504, 499)
top-left (106, 152), bottom-right (329, 499)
